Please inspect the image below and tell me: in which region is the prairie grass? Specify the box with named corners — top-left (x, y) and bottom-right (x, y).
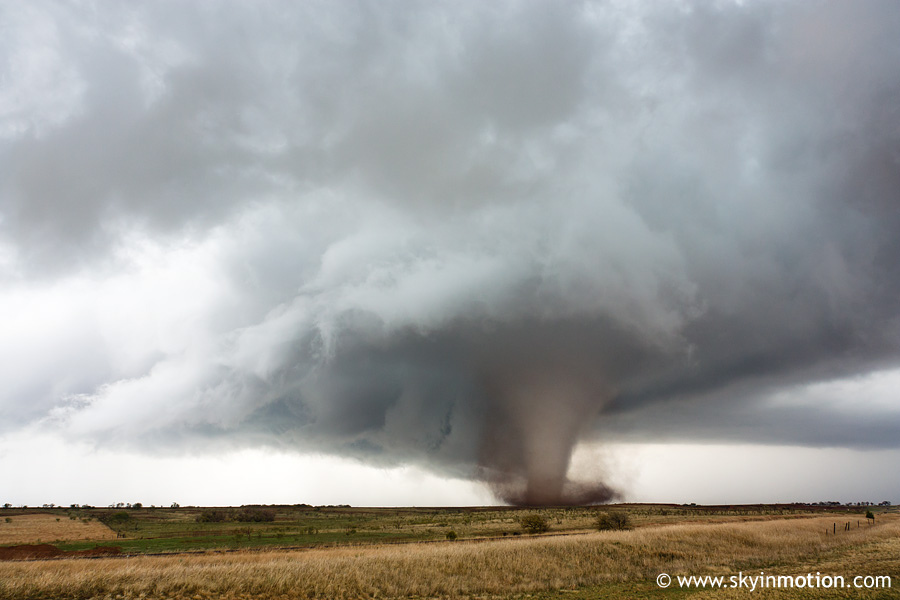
top-left (0, 514), bottom-right (116, 545)
top-left (1, 515), bottom-right (896, 600)
top-left (689, 532), bottom-right (900, 600)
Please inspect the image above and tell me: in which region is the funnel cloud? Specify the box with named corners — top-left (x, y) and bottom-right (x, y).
top-left (2, 1), bottom-right (900, 505)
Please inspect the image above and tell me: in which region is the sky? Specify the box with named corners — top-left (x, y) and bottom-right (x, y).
top-left (2, 0), bottom-right (899, 507)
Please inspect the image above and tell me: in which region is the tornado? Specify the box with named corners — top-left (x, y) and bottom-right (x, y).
top-left (478, 368), bottom-right (619, 506)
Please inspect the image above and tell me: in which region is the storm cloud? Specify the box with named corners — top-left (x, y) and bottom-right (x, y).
top-left (2, 1), bottom-right (899, 504)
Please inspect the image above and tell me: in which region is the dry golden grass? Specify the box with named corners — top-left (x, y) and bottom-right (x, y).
top-left (1, 515), bottom-right (897, 600)
top-left (0, 514), bottom-right (116, 545)
top-left (690, 532), bottom-right (900, 599)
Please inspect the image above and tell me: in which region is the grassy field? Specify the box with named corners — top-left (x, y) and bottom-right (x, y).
top-left (0, 513), bottom-right (116, 545)
top-left (1, 503), bottom-right (869, 555)
top-left (1, 505), bottom-right (897, 599)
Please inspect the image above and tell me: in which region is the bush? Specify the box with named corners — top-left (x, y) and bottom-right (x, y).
top-left (102, 512), bottom-right (132, 525)
top-left (445, 530), bottom-right (458, 540)
top-left (519, 514), bottom-right (549, 534)
top-left (236, 508), bottom-right (276, 522)
top-left (196, 510), bottom-right (230, 523)
top-left (594, 512), bottom-right (631, 531)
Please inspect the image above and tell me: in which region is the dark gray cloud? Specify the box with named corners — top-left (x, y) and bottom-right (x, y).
top-left (2, 1), bottom-right (900, 504)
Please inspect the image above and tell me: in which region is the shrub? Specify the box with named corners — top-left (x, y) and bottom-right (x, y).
top-left (235, 508), bottom-right (276, 523)
top-left (445, 530), bottom-right (458, 540)
top-left (594, 512), bottom-right (631, 531)
top-left (197, 510), bottom-right (230, 523)
top-left (519, 514), bottom-right (549, 534)
top-left (102, 512), bottom-right (132, 525)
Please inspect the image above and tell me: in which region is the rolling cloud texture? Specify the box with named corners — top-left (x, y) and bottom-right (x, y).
top-left (2, 1), bottom-right (899, 503)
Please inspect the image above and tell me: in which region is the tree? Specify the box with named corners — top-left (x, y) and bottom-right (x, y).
top-left (519, 514), bottom-right (549, 534)
top-left (866, 510), bottom-right (875, 524)
top-left (595, 512), bottom-right (632, 531)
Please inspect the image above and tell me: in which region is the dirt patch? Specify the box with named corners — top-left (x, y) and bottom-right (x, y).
top-left (0, 543), bottom-right (122, 561)
top-left (0, 544), bottom-right (63, 560)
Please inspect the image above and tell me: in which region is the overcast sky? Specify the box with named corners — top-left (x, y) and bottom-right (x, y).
top-left (2, 0), bottom-right (899, 507)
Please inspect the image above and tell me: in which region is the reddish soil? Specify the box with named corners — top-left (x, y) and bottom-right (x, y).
top-left (0, 543), bottom-right (122, 561)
